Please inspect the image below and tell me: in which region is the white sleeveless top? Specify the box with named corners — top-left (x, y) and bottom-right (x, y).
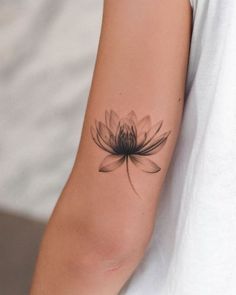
top-left (121, 1), bottom-right (236, 294)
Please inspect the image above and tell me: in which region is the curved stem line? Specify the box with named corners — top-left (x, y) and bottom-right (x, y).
top-left (125, 156), bottom-right (142, 199)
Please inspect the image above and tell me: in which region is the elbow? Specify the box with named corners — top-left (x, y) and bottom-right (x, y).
top-left (65, 218), bottom-right (150, 274)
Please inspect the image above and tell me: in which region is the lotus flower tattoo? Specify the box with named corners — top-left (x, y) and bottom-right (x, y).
top-left (90, 110), bottom-right (171, 197)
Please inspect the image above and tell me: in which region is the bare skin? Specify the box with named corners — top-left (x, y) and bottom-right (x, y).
top-left (30, 1), bottom-right (192, 294)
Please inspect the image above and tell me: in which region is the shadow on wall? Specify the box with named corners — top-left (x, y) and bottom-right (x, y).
top-left (0, 211), bottom-right (45, 295)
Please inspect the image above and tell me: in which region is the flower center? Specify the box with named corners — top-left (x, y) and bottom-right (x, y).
top-left (116, 123), bottom-right (137, 154)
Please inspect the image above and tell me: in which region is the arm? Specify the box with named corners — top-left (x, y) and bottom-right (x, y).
top-left (30, 0), bottom-right (192, 294)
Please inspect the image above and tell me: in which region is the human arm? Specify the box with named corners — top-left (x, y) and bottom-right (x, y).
top-left (30, 0), bottom-right (192, 294)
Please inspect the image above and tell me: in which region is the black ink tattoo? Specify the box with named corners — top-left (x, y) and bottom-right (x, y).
top-left (90, 110), bottom-right (171, 198)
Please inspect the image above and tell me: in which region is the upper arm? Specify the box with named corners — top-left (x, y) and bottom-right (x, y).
top-left (62, 0), bottom-right (193, 250)
top-left (75, 0), bottom-right (192, 201)
top-left (30, 1), bottom-right (192, 294)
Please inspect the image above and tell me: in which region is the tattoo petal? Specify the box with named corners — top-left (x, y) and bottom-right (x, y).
top-left (130, 155), bottom-right (161, 173)
top-left (109, 110), bottom-right (120, 133)
top-left (137, 115), bottom-right (152, 134)
top-left (143, 120), bottom-right (163, 146)
top-left (96, 121), bottom-right (114, 147)
top-left (99, 155), bottom-right (125, 172)
top-left (105, 110), bottom-right (110, 128)
top-left (126, 111), bottom-right (137, 124)
top-left (136, 132), bottom-right (147, 147)
top-left (138, 131), bottom-right (171, 155)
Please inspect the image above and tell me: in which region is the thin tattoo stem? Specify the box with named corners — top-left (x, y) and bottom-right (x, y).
top-left (125, 156), bottom-right (142, 199)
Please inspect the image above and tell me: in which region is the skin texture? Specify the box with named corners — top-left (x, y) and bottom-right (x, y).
top-left (30, 1), bottom-right (192, 294)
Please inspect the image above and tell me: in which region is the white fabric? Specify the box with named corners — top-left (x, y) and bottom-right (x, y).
top-left (121, 0), bottom-right (236, 294)
top-left (189, 0), bottom-right (195, 8)
top-left (0, 0), bottom-right (103, 220)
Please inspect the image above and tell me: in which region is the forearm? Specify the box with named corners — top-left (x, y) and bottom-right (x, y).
top-left (30, 0), bottom-right (192, 294)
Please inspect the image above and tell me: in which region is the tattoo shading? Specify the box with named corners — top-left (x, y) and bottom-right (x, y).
top-left (90, 110), bottom-right (171, 198)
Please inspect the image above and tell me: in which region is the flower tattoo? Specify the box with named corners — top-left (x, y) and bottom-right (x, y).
top-left (90, 110), bottom-right (171, 198)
